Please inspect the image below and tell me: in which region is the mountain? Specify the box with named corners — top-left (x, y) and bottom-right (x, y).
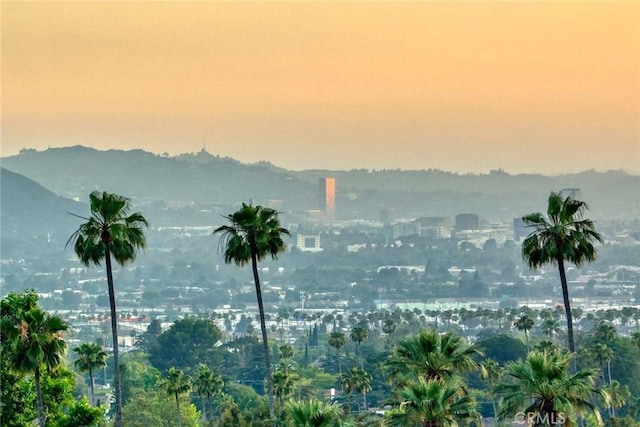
top-left (2, 146), bottom-right (638, 222)
top-left (0, 167), bottom-right (86, 258)
top-left (2, 146), bottom-right (316, 208)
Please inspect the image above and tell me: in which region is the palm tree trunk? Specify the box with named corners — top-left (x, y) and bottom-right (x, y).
top-left (524, 329), bottom-right (530, 352)
top-left (557, 257), bottom-right (576, 355)
top-left (201, 396), bottom-right (206, 422)
top-left (35, 367), bottom-right (45, 427)
top-left (250, 244), bottom-right (275, 423)
top-left (175, 392), bottom-right (182, 427)
top-left (89, 367), bottom-right (95, 406)
top-left (105, 249), bottom-right (124, 427)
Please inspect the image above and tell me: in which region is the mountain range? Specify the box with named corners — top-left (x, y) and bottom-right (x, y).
top-left (2, 146), bottom-right (638, 224)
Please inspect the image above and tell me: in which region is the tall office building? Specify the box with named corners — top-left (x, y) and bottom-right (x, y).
top-left (319, 177), bottom-right (336, 219)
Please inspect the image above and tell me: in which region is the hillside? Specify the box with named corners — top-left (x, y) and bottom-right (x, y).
top-left (2, 146), bottom-right (638, 222)
top-left (0, 167), bottom-right (86, 258)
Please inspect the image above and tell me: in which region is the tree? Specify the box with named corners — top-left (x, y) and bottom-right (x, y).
top-left (604, 380), bottom-right (631, 419)
top-left (192, 364), bottom-right (223, 422)
top-left (350, 326), bottom-right (368, 368)
top-left (285, 398), bottom-right (346, 427)
top-left (328, 331), bottom-right (347, 376)
top-left (514, 314), bottom-right (535, 351)
top-left (339, 367), bottom-right (372, 412)
top-left (591, 343), bottom-right (614, 386)
top-left (163, 367), bottom-right (192, 427)
top-left (521, 192), bottom-right (603, 354)
top-left (214, 202), bottom-right (290, 421)
top-left (1, 305), bottom-right (69, 427)
top-left (68, 191), bottom-right (148, 427)
top-left (480, 358), bottom-right (502, 419)
top-left (386, 330), bottom-right (482, 385)
top-left (149, 318), bottom-right (223, 372)
top-left (593, 321), bottom-right (617, 345)
top-left (496, 350), bottom-right (607, 425)
top-left (541, 317), bottom-right (561, 342)
top-left (73, 342), bottom-right (108, 406)
top-left (385, 377), bottom-right (481, 427)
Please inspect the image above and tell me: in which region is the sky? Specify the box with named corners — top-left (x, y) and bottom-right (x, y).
top-left (2, 1), bottom-right (639, 174)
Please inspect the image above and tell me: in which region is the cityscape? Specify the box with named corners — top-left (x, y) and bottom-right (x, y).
top-left (2, 1), bottom-right (639, 426)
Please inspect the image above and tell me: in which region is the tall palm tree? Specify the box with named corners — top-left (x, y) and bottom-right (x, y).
top-left (285, 398), bottom-right (347, 427)
top-left (521, 192), bottom-right (603, 354)
top-left (350, 326), bottom-right (368, 368)
top-left (1, 306), bottom-right (68, 427)
top-left (73, 342), bottom-right (108, 406)
top-left (496, 350), bottom-right (607, 426)
top-left (163, 367), bottom-right (191, 427)
top-left (67, 191), bottom-right (148, 427)
top-left (328, 331), bottom-right (347, 376)
top-left (385, 377), bottom-right (481, 427)
top-left (514, 314), bottom-right (535, 351)
top-left (386, 329), bottom-right (482, 385)
top-left (214, 202), bottom-right (290, 420)
top-left (192, 364), bottom-right (223, 422)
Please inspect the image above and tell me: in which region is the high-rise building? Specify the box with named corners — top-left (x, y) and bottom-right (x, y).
top-left (318, 177), bottom-right (336, 219)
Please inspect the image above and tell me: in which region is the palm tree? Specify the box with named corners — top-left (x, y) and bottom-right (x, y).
top-left (339, 367), bottom-right (372, 412)
top-left (73, 342), bottom-right (108, 406)
top-left (480, 358), bottom-right (502, 419)
top-left (328, 331), bottom-right (347, 376)
top-left (591, 343), bottom-right (614, 386)
top-left (214, 202), bottom-right (290, 420)
top-left (496, 350), bottom-right (607, 426)
top-left (540, 317), bottom-right (561, 342)
top-left (385, 377), bottom-right (481, 427)
top-left (192, 364), bottom-right (223, 422)
top-left (386, 330), bottom-right (482, 385)
top-left (604, 380), bottom-right (631, 419)
top-left (279, 344), bottom-right (295, 375)
top-left (350, 326), bottom-right (368, 368)
top-left (67, 191), bottom-right (148, 427)
top-left (534, 339), bottom-right (558, 354)
top-left (521, 191), bottom-right (603, 354)
top-left (514, 314), bottom-right (535, 351)
top-left (163, 367), bottom-right (191, 427)
top-left (285, 398), bottom-right (347, 427)
top-left (592, 321), bottom-right (617, 344)
top-left (1, 306), bottom-right (68, 427)
top-left (273, 368), bottom-right (297, 415)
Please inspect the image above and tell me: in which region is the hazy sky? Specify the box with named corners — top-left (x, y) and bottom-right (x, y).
top-left (2, 1), bottom-right (639, 174)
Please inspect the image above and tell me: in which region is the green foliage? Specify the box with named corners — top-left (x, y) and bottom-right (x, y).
top-left (148, 318), bottom-right (223, 373)
top-left (284, 398), bottom-right (348, 427)
top-left (496, 350), bottom-right (606, 425)
top-left (476, 334), bottom-right (528, 366)
top-left (386, 329), bottom-right (481, 384)
top-left (385, 377), bottom-right (481, 427)
top-left (57, 397), bottom-right (105, 427)
top-left (121, 388), bottom-right (200, 427)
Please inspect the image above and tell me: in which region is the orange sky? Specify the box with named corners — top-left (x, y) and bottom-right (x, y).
top-left (2, 1), bottom-right (639, 173)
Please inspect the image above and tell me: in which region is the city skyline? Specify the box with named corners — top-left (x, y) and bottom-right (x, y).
top-left (2, 1), bottom-right (638, 174)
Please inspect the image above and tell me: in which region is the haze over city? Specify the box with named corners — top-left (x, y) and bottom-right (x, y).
top-left (2, 1), bottom-right (638, 174)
